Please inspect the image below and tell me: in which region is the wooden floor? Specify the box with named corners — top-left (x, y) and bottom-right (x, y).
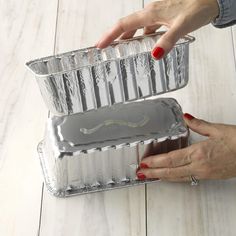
top-left (1, 0), bottom-right (236, 235)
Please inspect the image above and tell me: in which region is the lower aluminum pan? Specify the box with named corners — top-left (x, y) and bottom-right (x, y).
top-left (38, 134), bottom-right (188, 197)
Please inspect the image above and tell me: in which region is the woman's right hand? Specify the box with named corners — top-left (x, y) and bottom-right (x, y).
top-left (96, 0), bottom-right (219, 60)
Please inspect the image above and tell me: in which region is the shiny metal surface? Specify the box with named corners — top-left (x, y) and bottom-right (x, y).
top-left (38, 98), bottom-right (189, 197)
top-left (26, 32), bottom-right (194, 116)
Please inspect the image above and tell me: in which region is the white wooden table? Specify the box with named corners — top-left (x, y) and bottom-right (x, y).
top-left (1, 0), bottom-right (236, 235)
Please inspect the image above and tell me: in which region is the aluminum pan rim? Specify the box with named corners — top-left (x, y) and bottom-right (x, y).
top-left (26, 31), bottom-right (195, 77)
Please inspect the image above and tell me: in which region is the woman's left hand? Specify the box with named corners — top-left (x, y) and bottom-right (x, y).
top-left (137, 113), bottom-right (236, 182)
top-left (96, 0), bottom-right (219, 59)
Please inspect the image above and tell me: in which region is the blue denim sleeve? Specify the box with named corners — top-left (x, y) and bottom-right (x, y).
top-left (212, 0), bottom-right (236, 28)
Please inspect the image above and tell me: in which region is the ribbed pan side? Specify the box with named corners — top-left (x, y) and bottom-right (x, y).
top-left (38, 134), bottom-right (188, 197)
top-left (27, 32), bottom-right (194, 116)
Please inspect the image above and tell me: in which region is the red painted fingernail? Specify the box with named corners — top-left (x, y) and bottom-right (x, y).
top-left (137, 172), bottom-right (146, 180)
top-left (184, 113), bottom-right (195, 120)
top-left (152, 47), bottom-right (165, 60)
top-left (140, 163), bottom-right (149, 169)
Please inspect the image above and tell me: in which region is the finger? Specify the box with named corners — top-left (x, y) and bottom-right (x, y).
top-left (161, 176), bottom-right (190, 182)
top-left (165, 173), bottom-right (201, 182)
top-left (96, 10), bottom-right (150, 48)
top-left (119, 29), bottom-right (137, 40)
top-left (137, 165), bottom-right (192, 179)
top-left (140, 139), bottom-right (172, 160)
top-left (183, 113), bottom-right (217, 137)
top-left (140, 147), bottom-right (191, 169)
top-left (151, 23), bottom-right (182, 60)
top-left (143, 24), bottom-right (161, 35)
top-left (140, 138), bottom-right (188, 161)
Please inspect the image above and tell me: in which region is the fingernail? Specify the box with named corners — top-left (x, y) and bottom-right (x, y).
top-left (137, 172), bottom-right (146, 180)
top-left (184, 113), bottom-right (195, 120)
top-left (152, 47), bottom-right (165, 60)
top-left (140, 163), bottom-right (149, 169)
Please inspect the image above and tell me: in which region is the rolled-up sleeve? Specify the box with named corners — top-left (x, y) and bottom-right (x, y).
top-left (212, 0), bottom-right (236, 28)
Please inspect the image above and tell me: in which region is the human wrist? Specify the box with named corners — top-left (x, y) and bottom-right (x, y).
top-left (211, 0), bottom-right (220, 20)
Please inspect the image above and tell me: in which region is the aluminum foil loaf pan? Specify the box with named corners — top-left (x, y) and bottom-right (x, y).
top-left (38, 98), bottom-right (189, 197)
top-left (26, 32), bottom-right (194, 116)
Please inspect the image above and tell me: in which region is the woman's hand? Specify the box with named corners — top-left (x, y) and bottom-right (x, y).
top-left (96, 0), bottom-right (219, 60)
top-left (137, 114), bottom-right (236, 182)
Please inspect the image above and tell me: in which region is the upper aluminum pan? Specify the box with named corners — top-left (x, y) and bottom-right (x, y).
top-left (26, 32), bottom-right (195, 116)
top-left (46, 97), bottom-right (188, 156)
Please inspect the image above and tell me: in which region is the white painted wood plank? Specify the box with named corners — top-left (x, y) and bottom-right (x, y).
top-left (147, 179), bottom-right (236, 236)
top-left (144, 1), bottom-right (236, 235)
top-left (39, 1), bottom-right (146, 236)
top-left (54, 0), bottom-right (143, 52)
top-left (0, 0), bottom-right (58, 235)
top-left (40, 188), bottom-right (145, 236)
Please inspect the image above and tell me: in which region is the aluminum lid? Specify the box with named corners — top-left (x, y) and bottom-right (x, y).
top-left (46, 98), bottom-right (188, 155)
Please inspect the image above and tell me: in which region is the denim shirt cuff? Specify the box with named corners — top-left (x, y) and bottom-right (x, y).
top-left (212, 0), bottom-right (236, 28)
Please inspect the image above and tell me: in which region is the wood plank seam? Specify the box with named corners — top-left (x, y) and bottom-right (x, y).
top-left (39, 2), bottom-right (146, 235)
top-left (37, 184), bottom-right (45, 236)
top-left (230, 27), bottom-right (236, 73)
top-left (145, 184), bottom-right (148, 236)
top-left (142, 1), bottom-right (148, 236)
top-left (53, 0), bottom-right (60, 54)
top-left (38, 0), bottom-right (60, 234)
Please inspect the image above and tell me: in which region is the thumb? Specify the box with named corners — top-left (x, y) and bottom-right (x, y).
top-left (151, 24), bottom-right (184, 60)
top-left (183, 113), bottom-right (217, 137)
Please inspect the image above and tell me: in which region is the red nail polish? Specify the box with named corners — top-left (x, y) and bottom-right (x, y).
top-left (137, 172), bottom-right (146, 180)
top-left (183, 113), bottom-right (195, 120)
top-left (140, 163), bottom-right (149, 169)
top-left (152, 47), bottom-right (165, 60)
